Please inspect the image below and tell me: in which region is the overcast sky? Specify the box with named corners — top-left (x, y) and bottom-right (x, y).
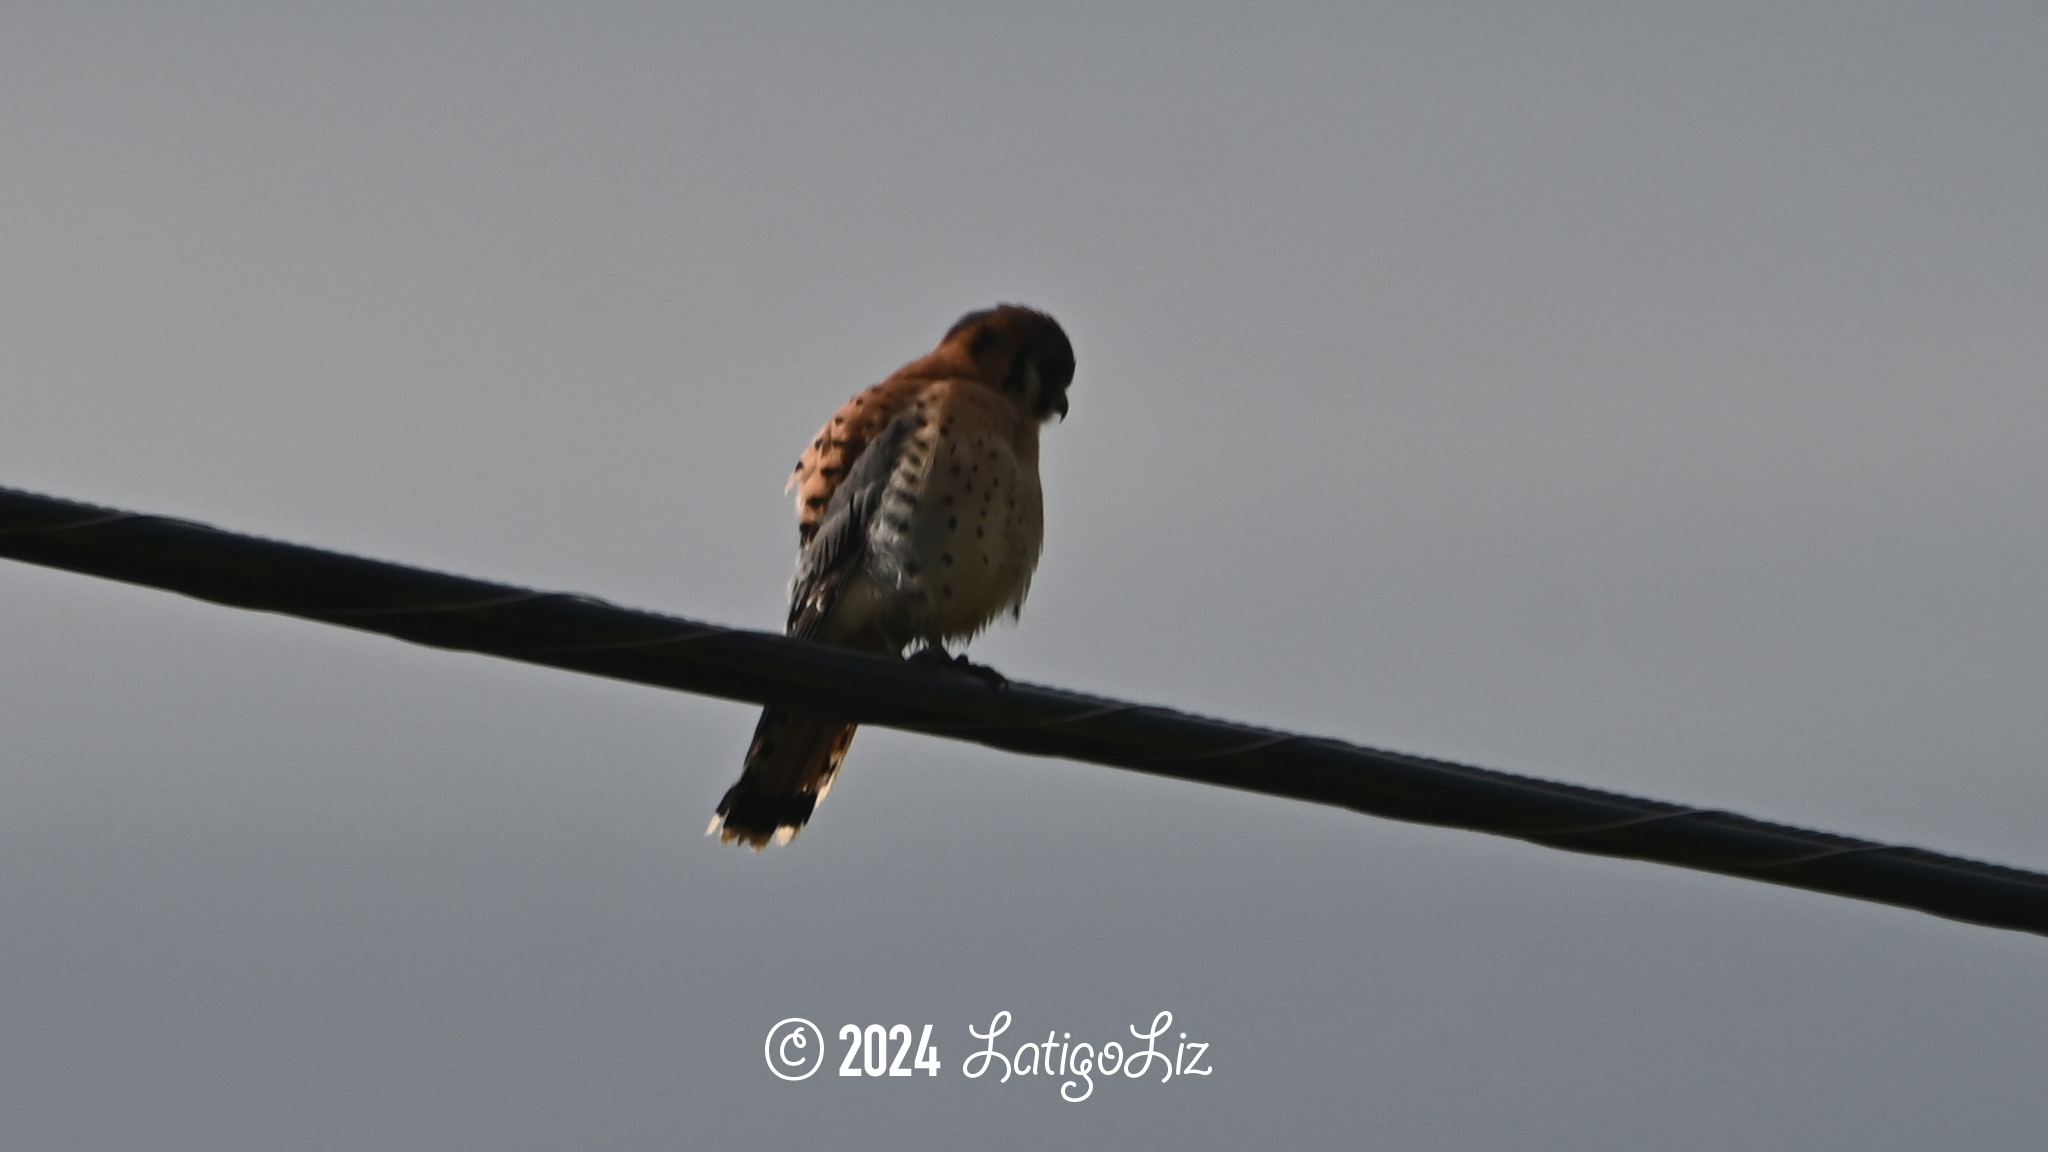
top-left (3, 3), bottom-right (2045, 1148)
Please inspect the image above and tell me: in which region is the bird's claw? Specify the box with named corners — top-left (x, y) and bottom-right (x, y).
top-left (908, 646), bottom-right (1008, 689)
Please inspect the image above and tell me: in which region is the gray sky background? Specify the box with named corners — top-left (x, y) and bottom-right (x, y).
top-left (3, 2), bottom-right (2045, 1148)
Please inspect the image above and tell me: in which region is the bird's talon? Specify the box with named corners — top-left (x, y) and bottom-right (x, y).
top-left (905, 646), bottom-right (1006, 688)
top-left (957, 656), bottom-right (1008, 689)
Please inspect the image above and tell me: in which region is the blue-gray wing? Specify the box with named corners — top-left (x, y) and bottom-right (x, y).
top-left (786, 412), bottom-right (921, 642)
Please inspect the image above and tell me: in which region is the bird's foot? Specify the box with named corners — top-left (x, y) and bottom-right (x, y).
top-left (908, 645), bottom-right (1008, 689)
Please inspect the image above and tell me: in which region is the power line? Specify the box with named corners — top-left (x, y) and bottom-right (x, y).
top-left (4, 482), bottom-right (2045, 938)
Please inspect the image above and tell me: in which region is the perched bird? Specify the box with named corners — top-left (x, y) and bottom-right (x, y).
top-left (709, 305), bottom-right (1076, 848)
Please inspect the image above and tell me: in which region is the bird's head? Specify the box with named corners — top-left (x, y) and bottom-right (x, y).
top-left (942, 304), bottom-right (1075, 422)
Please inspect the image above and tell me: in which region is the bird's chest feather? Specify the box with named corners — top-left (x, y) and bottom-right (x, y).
top-left (868, 383), bottom-right (1044, 641)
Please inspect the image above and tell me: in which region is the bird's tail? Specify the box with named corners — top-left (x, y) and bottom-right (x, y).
top-left (708, 707), bottom-right (859, 849)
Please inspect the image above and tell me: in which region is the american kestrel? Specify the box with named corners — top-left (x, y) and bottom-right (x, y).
top-left (709, 304), bottom-right (1076, 848)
